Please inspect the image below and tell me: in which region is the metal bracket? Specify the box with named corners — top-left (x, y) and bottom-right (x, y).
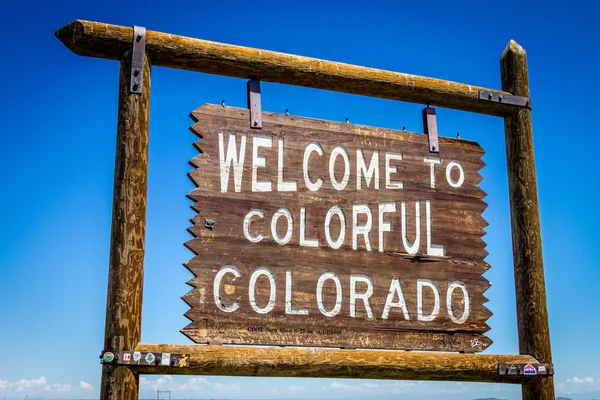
top-left (479, 90), bottom-right (530, 109)
top-left (130, 26), bottom-right (146, 94)
top-left (422, 107), bottom-right (439, 153)
top-left (247, 79), bottom-right (262, 129)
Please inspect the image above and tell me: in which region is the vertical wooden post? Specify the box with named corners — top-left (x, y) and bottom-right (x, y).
top-left (100, 50), bottom-right (151, 400)
top-left (501, 41), bottom-right (554, 400)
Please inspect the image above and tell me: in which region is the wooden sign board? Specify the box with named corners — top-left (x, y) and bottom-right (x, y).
top-left (182, 104), bottom-right (492, 352)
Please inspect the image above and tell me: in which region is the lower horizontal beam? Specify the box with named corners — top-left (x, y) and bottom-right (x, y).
top-left (135, 344), bottom-right (540, 383)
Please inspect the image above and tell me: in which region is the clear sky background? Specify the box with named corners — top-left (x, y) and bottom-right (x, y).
top-left (1, 0), bottom-right (599, 399)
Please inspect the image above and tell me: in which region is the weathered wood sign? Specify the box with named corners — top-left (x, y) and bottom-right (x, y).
top-left (182, 104), bottom-right (491, 352)
top-left (58, 21), bottom-right (553, 399)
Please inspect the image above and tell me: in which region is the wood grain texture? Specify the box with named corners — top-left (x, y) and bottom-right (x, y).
top-left (55, 20), bottom-right (519, 116)
top-left (501, 40), bottom-right (554, 400)
top-left (100, 51), bottom-right (150, 400)
top-left (182, 105), bottom-right (491, 352)
top-left (135, 344), bottom-right (542, 384)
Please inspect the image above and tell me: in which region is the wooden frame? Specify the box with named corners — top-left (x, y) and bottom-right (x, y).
top-left (55, 20), bottom-right (554, 400)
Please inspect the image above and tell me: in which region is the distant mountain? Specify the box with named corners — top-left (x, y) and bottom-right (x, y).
top-left (473, 398), bottom-right (508, 400)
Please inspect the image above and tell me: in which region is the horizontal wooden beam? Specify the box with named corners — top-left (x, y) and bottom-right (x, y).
top-left (56, 20), bottom-right (518, 116)
top-left (135, 344), bottom-right (540, 383)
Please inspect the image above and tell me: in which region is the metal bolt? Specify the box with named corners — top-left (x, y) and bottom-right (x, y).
top-left (499, 95), bottom-right (503, 102)
top-left (254, 120), bottom-right (259, 126)
top-left (285, 108), bottom-right (289, 116)
top-left (221, 100), bottom-right (225, 107)
top-left (134, 68), bottom-right (140, 76)
top-left (488, 93), bottom-right (493, 100)
top-left (432, 145), bottom-right (436, 151)
top-left (346, 117), bottom-right (349, 124)
top-left (456, 132), bottom-right (460, 139)
top-left (137, 33), bottom-right (143, 41)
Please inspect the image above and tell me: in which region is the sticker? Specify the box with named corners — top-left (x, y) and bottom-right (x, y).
top-left (133, 352), bottom-right (142, 362)
top-left (179, 355), bottom-right (189, 367)
top-left (498, 365), bottom-right (507, 375)
top-left (507, 364), bottom-right (518, 375)
top-left (123, 353), bottom-right (131, 362)
top-left (161, 353), bottom-right (171, 366)
top-left (102, 352), bottom-right (115, 363)
top-left (523, 363), bottom-right (537, 375)
top-left (145, 352), bottom-right (156, 364)
top-left (537, 364), bottom-right (547, 374)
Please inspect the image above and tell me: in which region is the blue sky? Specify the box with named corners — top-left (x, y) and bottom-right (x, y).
top-left (1, 0), bottom-right (599, 399)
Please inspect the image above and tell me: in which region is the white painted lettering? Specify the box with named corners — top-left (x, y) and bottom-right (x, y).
top-left (352, 204), bottom-right (372, 251)
top-left (401, 201), bottom-right (421, 255)
top-left (213, 266), bottom-right (241, 312)
top-left (243, 209), bottom-right (265, 243)
top-left (447, 281), bottom-right (470, 324)
top-left (218, 131), bottom-right (247, 193)
top-left (445, 160), bottom-right (465, 188)
top-left (249, 267), bottom-right (276, 314)
top-left (285, 270), bottom-right (309, 315)
top-left (252, 136), bottom-right (273, 192)
top-left (316, 272), bottom-right (342, 317)
top-left (277, 137), bottom-right (297, 192)
top-left (300, 207), bottom-right (319, 247)
top-left (303, 142), bottom-right (324, 191)
top-left (350, 274), bottom-right (374, 318)
top-left (385, 152), bottom-right (403, 189)
top-left (382, 277), bottom-right (410, 320)
top-left (424, 157), bottom-right (441, 188)
top-left (325, 205), bottom-right (346, 249)
top-left (329, 146), bottom-right (350, 190)
top-left (426, 200), bottom-right (445, 256)
top-left (417, 279), bottom-right (440, 321)
top-left (271, 208), bottom-right (293, 245)
top-left (357, 148), bottom-right (380, 190)
top-left (378, 202), bottom-right (396, 252)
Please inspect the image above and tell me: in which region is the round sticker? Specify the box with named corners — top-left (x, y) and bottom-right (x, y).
top-left (145, 352), bottom-right (156, 364)
top-left (102, 352), bottom-right (115, 363)
top-left (133, 351), bottom-right (142, 362)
